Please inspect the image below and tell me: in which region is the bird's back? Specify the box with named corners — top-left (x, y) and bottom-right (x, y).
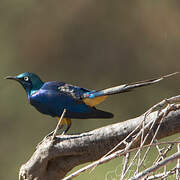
top-left (29, 81), bottom-right (113, 119)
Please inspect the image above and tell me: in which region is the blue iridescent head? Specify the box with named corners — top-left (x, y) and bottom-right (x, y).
top-left (5, 72), bottom-right (44, 95)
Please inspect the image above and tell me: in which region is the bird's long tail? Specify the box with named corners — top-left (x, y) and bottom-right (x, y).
top-left (82, 72), bottom-right (178, 99)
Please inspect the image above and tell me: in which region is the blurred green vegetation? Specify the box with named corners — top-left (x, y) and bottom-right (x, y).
top-left (1, 1), bottom-right (180, 179)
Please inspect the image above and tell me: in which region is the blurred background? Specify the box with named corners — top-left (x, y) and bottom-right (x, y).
top-left (1, 1), bottom-right (180, 179)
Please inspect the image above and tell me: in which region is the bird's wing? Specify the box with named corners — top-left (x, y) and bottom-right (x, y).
top-left (31, 82), bottom-right (113, 118)
top-left (41, 81), bottom-right (90, 98)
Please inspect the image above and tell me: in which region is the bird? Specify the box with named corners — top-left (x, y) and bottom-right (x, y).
top-left (5, 72), bottom-right (178, 135)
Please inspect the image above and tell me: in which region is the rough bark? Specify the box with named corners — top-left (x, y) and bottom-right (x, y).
top-left (19, 105), bottom-right (180, 180)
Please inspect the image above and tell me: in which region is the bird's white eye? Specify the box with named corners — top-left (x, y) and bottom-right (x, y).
top-left (24, 76), bottom-right (29, 81)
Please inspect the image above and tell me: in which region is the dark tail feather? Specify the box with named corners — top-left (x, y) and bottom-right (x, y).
top-left (65, 108), bottom-right (114, 119)
top-left (91, 108), bottom-right (114, 118)
top-left (83, 72), bottom-right (178, 98)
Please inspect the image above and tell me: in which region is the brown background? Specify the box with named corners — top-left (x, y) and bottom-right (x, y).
top-left (0, 1), bottom-right (180, 179)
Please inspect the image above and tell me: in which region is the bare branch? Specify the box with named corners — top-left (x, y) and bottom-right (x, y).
top-left (64, 141), bottom-right (180, 180)
top-left (19, 97), bottom-right (180, 180)
top-left (176, 143), bottom-right (180, 180)
top-left (146, 168), bottom-right (178, 180)
top-left (120, 153), bottom-right (130, 180)
top-left (130, 151), bottom-right (180, 180)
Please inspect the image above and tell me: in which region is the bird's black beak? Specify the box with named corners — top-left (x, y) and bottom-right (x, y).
top-left (4, 76), bottom-right (19, 81)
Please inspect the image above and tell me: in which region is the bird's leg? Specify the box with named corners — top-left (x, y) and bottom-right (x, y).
top-left (52, 109), bottom-right (66, 139)
top-left (61, 118), bottom-right (72, 135)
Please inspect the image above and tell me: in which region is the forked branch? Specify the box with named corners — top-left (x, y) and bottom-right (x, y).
top-left (19, 96), bottom-right (180, 180)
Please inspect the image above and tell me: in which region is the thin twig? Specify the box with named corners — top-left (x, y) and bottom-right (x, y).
top-left (120, 153), bottom-right (130, 180)
top-left (176, 143), bottom-right (180, 180)
top-left (142, 95), bottom-right (180, 123)
top-left (154, 139), bottom-right (164, 159)
top-left (52, 109), bottom-right (66, 139)
top-left (130, 151), bottom-right (180, 180)
top-left (139, 103), bottom-right (177, 168)
top-left (154, 143), bottom-right (174, 165)
top-left (136, 115), bottom-right (146, 174)
top-left (124, 106), bottom-right (163, 177)
top-left (146, 167), bottom-right (177, 180)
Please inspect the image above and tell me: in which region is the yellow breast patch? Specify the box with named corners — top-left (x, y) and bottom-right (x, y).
top-left (83, 96), bottom-right (107, 107)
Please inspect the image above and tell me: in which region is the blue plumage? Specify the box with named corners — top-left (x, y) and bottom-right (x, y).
top-left (30, 81), bottom-right (112, 119)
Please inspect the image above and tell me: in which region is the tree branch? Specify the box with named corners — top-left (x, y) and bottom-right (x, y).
top-left (130, 152), bottom-right (180, 180)
top-left (19, 98), bottom-right (180, 180)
